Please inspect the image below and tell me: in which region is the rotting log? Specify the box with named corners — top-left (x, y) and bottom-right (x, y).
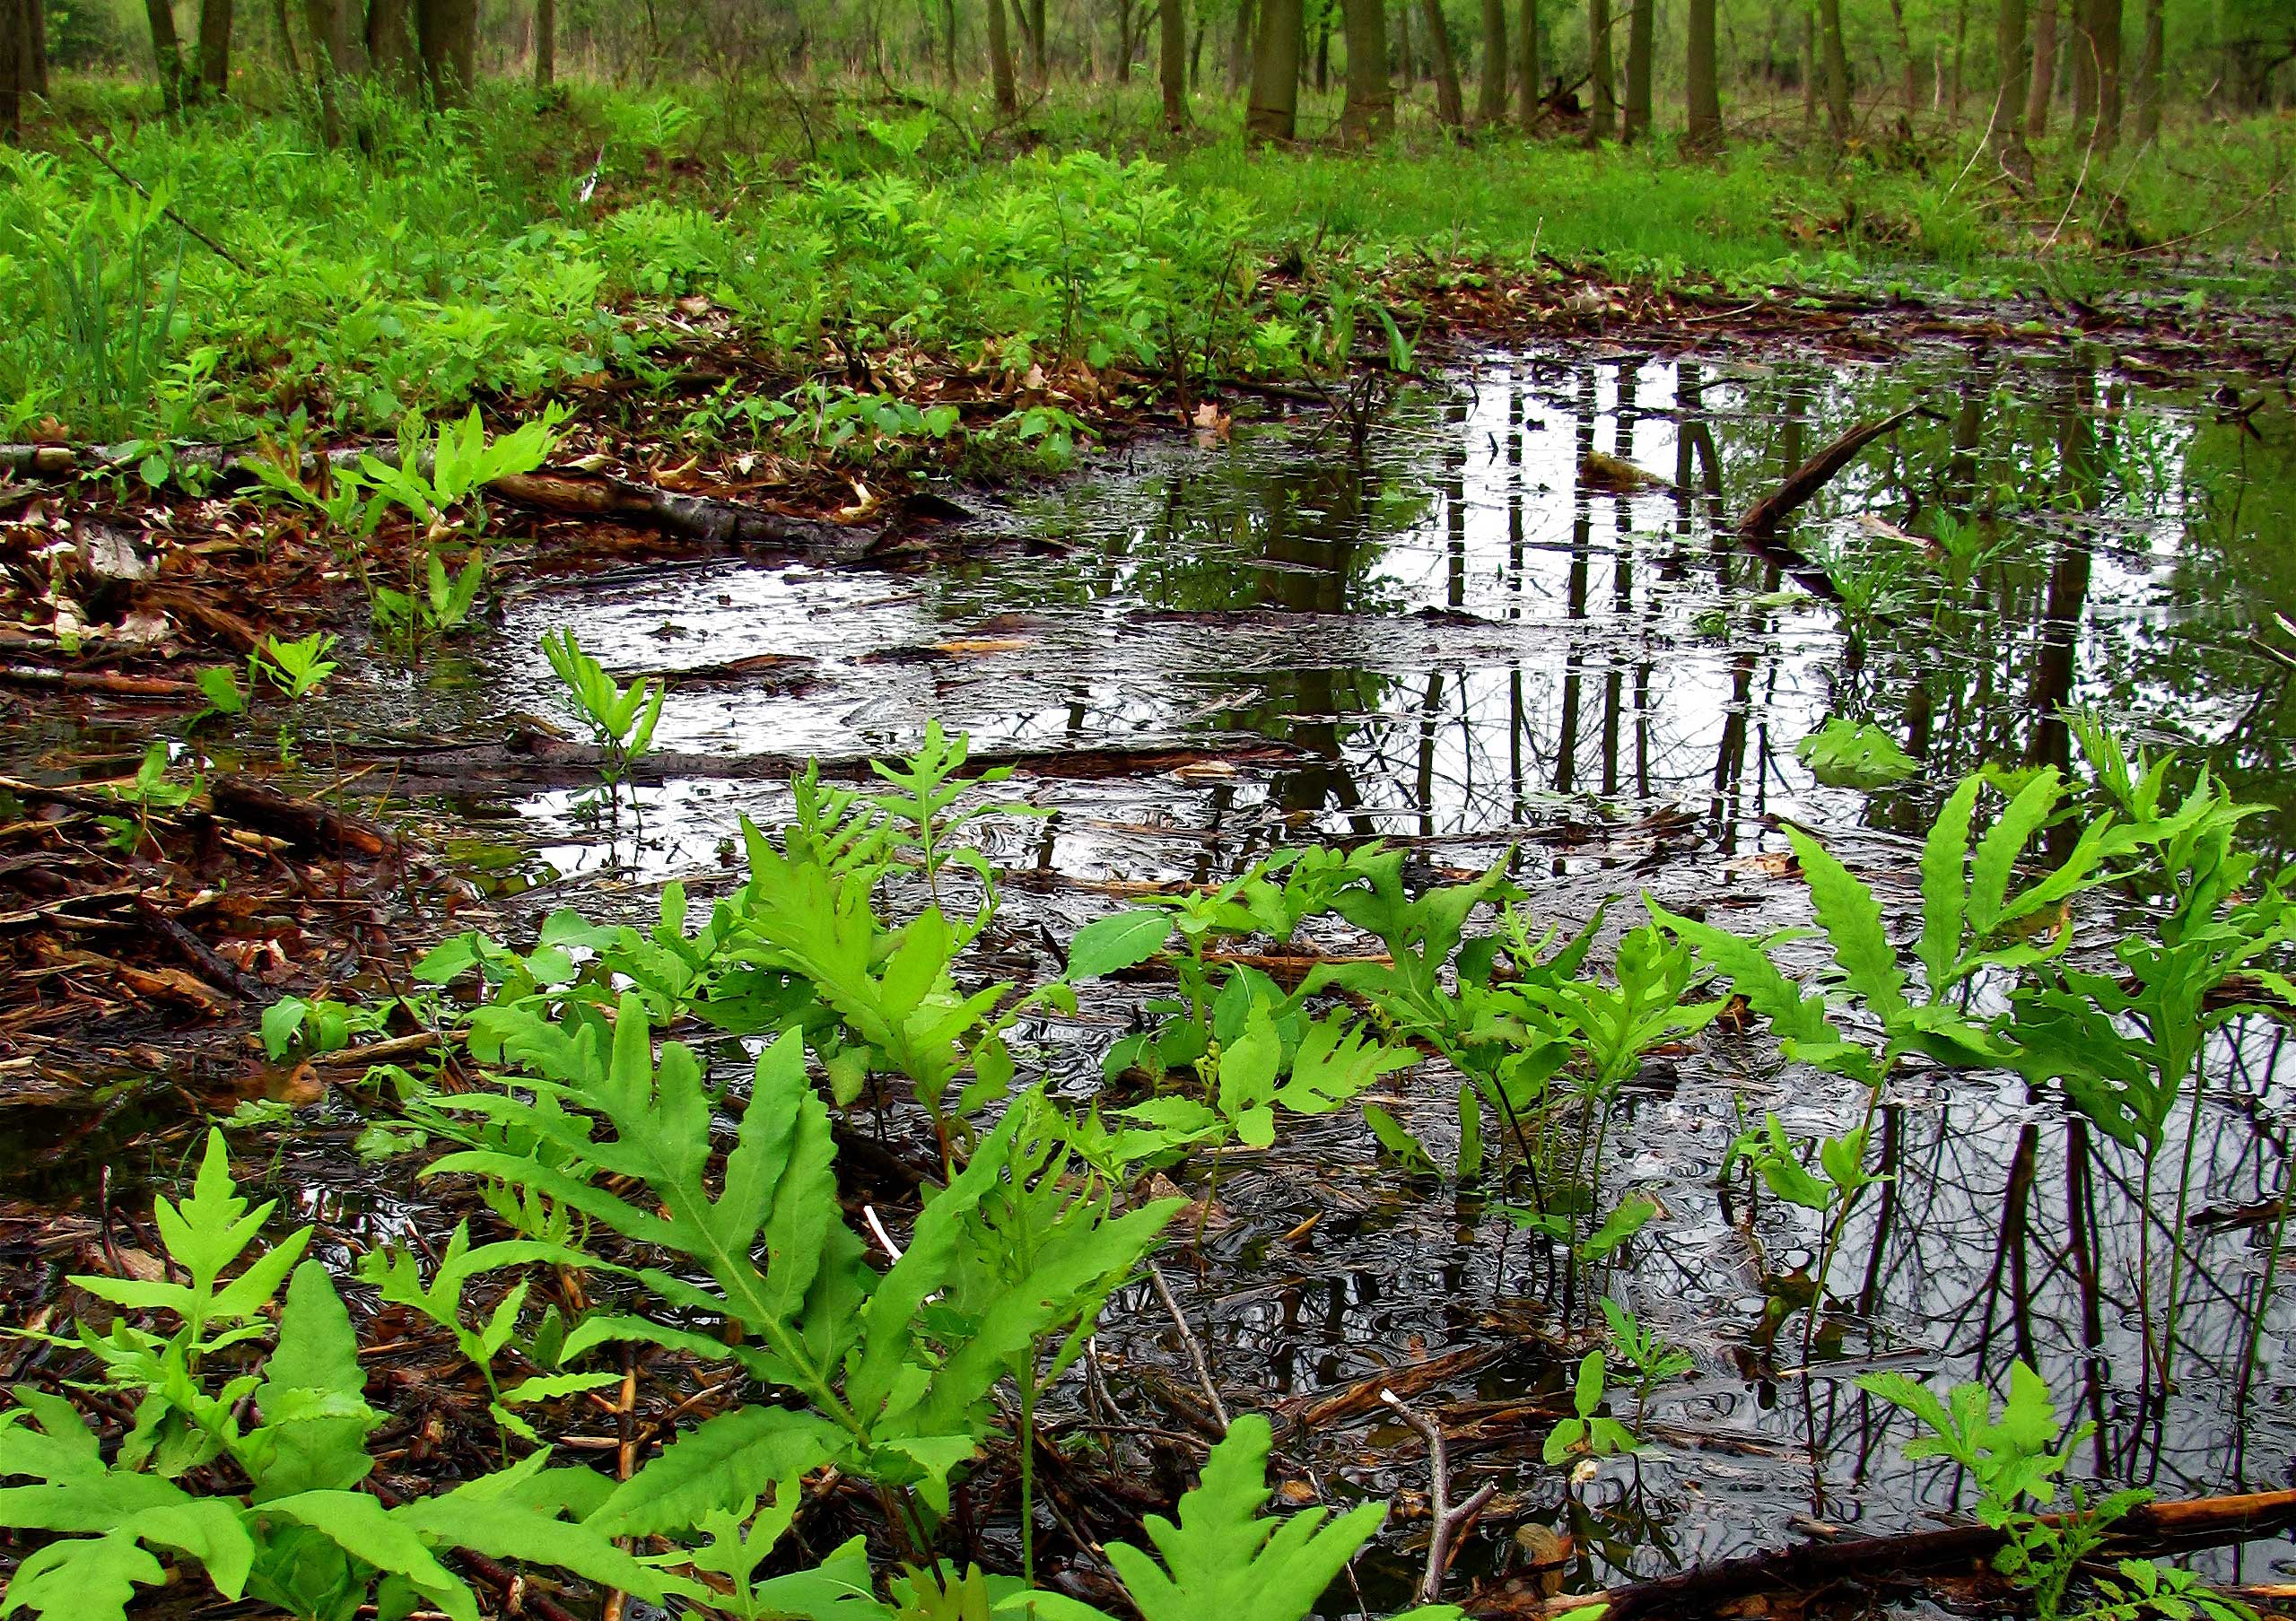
top-left (208, 777), bottom-right (397, 858)
top-left (1471, 1487), bottom-right (2296, 1620)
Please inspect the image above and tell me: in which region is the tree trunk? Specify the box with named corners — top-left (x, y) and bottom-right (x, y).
top-left (2131, 0), bottom-right (2160, 140)
top-left (1340, 0), bottom-right (1392, 137)
top-left (197, 0), bottom-right (232, 92)
top-left (1189, 17), bottom-right (1203, 87)
top-left (2089, 0), bottom-right (2120, 148)
top-left (275, 0), bottom-right (303, 78)
top-left (1419, 0), bottom-right (1464, 126)
top-left (986, 0), bottom-right (1017, 110)
top-left (1799, 4), bottom-right (1815, 128)
top-left (0, 0), bottom-right (21, 141)
top-left (532, 0), bottom-right (553, 84)
top-left (1886, 0), bottom-right (1917, 121)
top-left (1686, 0), bottom-right (1721, 144)
top-left (20, 0), bottom-right (42, 98)
top-left (1396, 0), bottom-right (1411, 84)
top-left (2026, 0), bottom-right (2055, 132)
top-left (1028, 0), bottom-right (1045, 82)
top-left (2069, 0), bottom-right (2094, 123)
top-left (1227, 0), bottom-right (1253, 87)
top-left (1244, 0), bottom-right (1300, 139)
top-left (943, 0), bottom-right (956, 82)
top-left (1313, 16), bottom-right (1328, 87)
top-left (1621, 0), bottom-right (1651, 138)
top-left (415, 0), bottom-right (474, 105)
top-left (1994, 0), bottom-right (2032, 184)
top-left (1950, 0), bottom-right (1965, 107)
top-left (1477, 0), bottom-right (1506, 121)
top-left (306, 0), bottom-right (356, 142)
top-left (1114, 0), bottom-right (1133, 80)
top-left (144, 0), bottom-right (189, 108)
top-left (1585, 0), bottom-right (1614, 138)
top-left (367, 0), bottom-right (417, 90)
top-left (1817, 0), bottom-right (1850, 139)
top-left (1515, 0), bottom-right (1540, 126)
top-left (1157, 0), bottom-right (1185, 123)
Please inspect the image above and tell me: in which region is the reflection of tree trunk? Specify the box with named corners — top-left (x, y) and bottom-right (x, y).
top-left (1416, 671), bottom-right (1445, 836)
top-left (2065, 1120), bottom-right (2113, 1468)
top-left (2030, 367), bottom-right (2098, 806)
top-left (1559, 368), bottom-right (1597, 796)
top-left (1857, 1105), bottom-right (1902, 1314)
top-left (1339, 0), bottom-right (1392, 139)
top-left (1711, 649), bottom-right (1757, 849)
top-left (2005, 1123), bottom-right (2041, 1369)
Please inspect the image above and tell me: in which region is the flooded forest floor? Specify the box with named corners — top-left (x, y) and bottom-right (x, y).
top-left (4, 274), bottom-right (2296, 1620)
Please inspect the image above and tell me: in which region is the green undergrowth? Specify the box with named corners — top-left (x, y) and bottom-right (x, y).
top-left (4, 77), bottom-right (2287, 452)
top-left (2, 701), bottom-right (2283, 1617)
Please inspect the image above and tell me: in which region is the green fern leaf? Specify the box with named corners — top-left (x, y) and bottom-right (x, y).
top-left (1785, 828), bottom-right (1907, 1022)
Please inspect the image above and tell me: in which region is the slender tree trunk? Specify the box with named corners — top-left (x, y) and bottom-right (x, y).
top-left (197, 0), bottom-right (232, 92)
top-left (0, 0), bottom-right (22, 141)
top-left (2069, 0), bottom-right (2095, 123)
top-left (1227, 0), bottom-right (1253, 87)
top-left (1340, 0), bottom-right (1392, 137)
top-left (1477, 0), bottom-right (1506, 121)
top-left (1244, 0), bottom-right (1301, 139)
top-left (2089, 0), bottom-right (2120, 147)
top-left (1886, 0), bottom-right (1917, 121)
top-left (145, 0), bottom-right (189, 107)
top-left (275, 0), bottom-right (303, 77)
top-left (20, 0), bottom-right (42, 98)
top-left (1799, 4), bottom-right (1815, 128)
top-left (1950, 0), bottom-right (1966, 107)
top-left (532, 0), bottom-right (554, 84)
top-left (1115, 0), bottom-right (1133, 80)
top-left (1028, 0), bottom-right (1045, 82)
top-left (1314, 16), bottom-right (1328, 87)
top-left (1585, 0), bottom-right (1615, 139)
top-left (1515, 0), bottom-right (1540, 126)
top-left (1158, 0), bottom-right (1185, 123)
top-left (1189, 16), bottom-right (1203, 85)
top-left (1621, 0), bottom-right (1651, 137)
top-left (2027, 0), bottom-right (2056, 132)
top-left (367, 0), bottom-right (416, 90)
top-left (1686, 0), bottom-right (1721, 144)
top-left (1419, 0), bottom-right (1463, 126)
top-left (1396, 0), bottom-right (1411, 84)
top-left (1791, 4), bottom-right (1809, 126)
top-left (2131, 0), bottom-right (2160, 139)
top-left (415, 0), bottom-right (474, 103)
top-left (1817, 0), bottom-right (1850, 139)
top-left (943, 0), bottom-right (956, 82)
top-left (986, 0), bottom-right (1017, 109)
top-left (1995, 0), bottom-right (2033, 183)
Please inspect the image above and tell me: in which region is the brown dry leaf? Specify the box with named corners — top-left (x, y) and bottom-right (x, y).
top-left (837, 479), bottom-right (880, 522)
top-left (1171, 761), bottom-right (1237, 784)
top-left (931, 637), bottom-right (1031, 657)
top-left (654, 456), bottom-right (710, 492)
top-left (108, 1246), bottom-right (169, 1283)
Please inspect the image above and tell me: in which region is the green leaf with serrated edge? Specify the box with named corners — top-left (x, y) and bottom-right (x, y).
top-left (0, 1532), bottom-right (163, 1620)
top-left (1067, 908), bottom-right (1173, 979)
top-left (589, 1405), bottom-right (842, 1538)
top-left (1916, 776), bottom-right (1981, 998)
top-left (1642, 897), bottom-right (1835, 1047)
top-left (1098, 1415), bottom-right (1387, 1621)
top-left (1785, 828), bottom-right (1907, 1023)
top-left (495, 1373), bottom-right (624, 1405)
top-left (259, 1490), bottom-right (476, 1621)
top-left (1216, 1002), bottom-right (1283, 1130)
top-left (397, 1495), bottom-right (678, 1602)
top-left (1277, 1014), bottom-right (1415, 1114)
top-left (1968, 770), bottom-right (2063, 939)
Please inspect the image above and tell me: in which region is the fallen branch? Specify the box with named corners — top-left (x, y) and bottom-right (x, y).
top-left (1146, 1261), bottom-right (1229, 1434)
top-left (1471, 1486), bottom-right (2296, 1620)
top-left (208, 777), bottom-right (397, 859)
top-left (0, 666), bottom-right (200, 699)
top-left (1734, 404), bottom-right (1924, 541)
top-left (1382, 1387), bottom-right (1497, 1606)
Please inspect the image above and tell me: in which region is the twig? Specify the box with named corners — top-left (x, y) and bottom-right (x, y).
top-left (1146, 1261), bottom-right (1227, 1433)
top-left (60, 128), bottom-right (251, 273)
top-left (861, 1203), bottom-right (905, 1261)
top-left (1380, 1387), bottom-right (1495, 1605)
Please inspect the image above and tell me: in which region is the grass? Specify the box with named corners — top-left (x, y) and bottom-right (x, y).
top-left (2, 72), bottom-right (2290, 448)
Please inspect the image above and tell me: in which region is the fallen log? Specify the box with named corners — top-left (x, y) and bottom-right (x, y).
top-left (0, 666), bottom-right (201, 699)
top-left (1471, 1487), bottom-right (2296, 1620)
top-left (208, 778), bottom-right (397, 858)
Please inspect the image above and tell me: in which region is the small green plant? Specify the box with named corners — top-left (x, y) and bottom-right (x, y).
top-left (1542, 1350), bottom-right (1638, 1468)
top-left (1598, 1298), bottom-right (1695, 1434)
top-left (540, 628), bottom-right (665, 790)
top-left (869, 719), bottom-right (1038, 914)
top-left (1858, 1362), bottom-right (2253, 1621)
top-left (100, 741), bottom-right (199, 855)
top-left (249, 632), bottom-right (340, 765)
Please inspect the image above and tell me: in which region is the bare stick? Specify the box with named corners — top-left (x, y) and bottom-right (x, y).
top-left (1147, 1261), bottom-right (1228, 1433)
top-left (1381, 1387), bottom-right (1492, 1605)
